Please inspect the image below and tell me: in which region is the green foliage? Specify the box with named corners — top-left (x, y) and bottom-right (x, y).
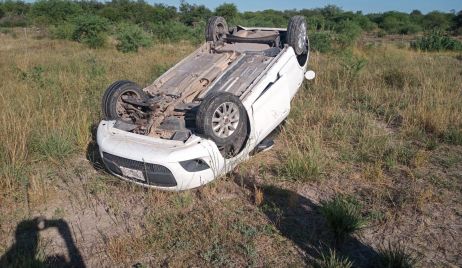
top-left (423, 11), bottom-right (453, 31)
top-left (50, 22), bottom-right (75, 40)
top-left (115, 23), bottom-right (151, 53)
top-left (315, 248), bottom-right (353, 268)
top-left (179, 1), bottom-right (212, 26)
top-left (310, 31), bottom-right (333, 53)
top-left (277, 148), bottom-right (323, 181)
top-left (411, 31), bottom-right (462, 52)
top-left (148, 20), bottom-right (205, 45)
top-left (215, 3), bottom-right (238, 22)
top-left (320, 195), bottom-right (365, 245)
top-left (371, 11), bottom-right (422, 34)
top-left (335, 20), bottom-right (362, 47)
top-left (30, 0), bottom-right (82, 25)
top-left (0, 15), bottom-right (28, 27)
top-left (31, 132), bottom-right (75, 160)
top-left (454, 11), bottom-right (462, 35)
top-left (443, 128), bottom-right (462, 145)
top-left (376, 243), bottom-right (416, 268)
top-left (339, 50), bottom-right (367, 81)
top-left (72, 14), bottom-right (109, 48)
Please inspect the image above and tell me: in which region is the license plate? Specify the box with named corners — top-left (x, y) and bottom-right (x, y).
top-left (120, 166), bottom-right (145, 181)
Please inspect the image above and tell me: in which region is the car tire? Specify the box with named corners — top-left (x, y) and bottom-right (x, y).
top-left (196, 92), bottom-right (248, 158)
top-left (101, 80), bottom-right (147, 123)
top-left (286, 16), bottom-right (309, 56)
top-left (205, 16), bottom-right (228, 43)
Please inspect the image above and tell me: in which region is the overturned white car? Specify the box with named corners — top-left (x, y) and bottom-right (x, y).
top-left (97, 16), bottom-right (315, 190)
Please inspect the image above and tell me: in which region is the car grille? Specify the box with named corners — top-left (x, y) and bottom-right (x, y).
top-left (102, 152), bottom-right (177, 187)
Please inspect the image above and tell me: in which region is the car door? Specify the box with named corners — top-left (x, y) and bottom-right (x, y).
top-left (251, 55), bottom-right (304, 144)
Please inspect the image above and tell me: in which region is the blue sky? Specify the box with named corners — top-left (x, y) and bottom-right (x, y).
top-left (151, 0), bottom-right (462, 14)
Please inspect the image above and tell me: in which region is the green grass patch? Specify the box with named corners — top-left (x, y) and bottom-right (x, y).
top-left (320, 195), bottom-right (366, 245)
top-left (315, 248), bottom-right (353, 268)
top-left (376, 242), bottom-right (416, 268)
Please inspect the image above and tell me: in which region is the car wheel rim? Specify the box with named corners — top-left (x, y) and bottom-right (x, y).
top-left (214, 23), bottom-right (226, 41)
top-left (297, 22), bottom-right (307, 53)
top-left (212, 102), bottom-right (240, 138)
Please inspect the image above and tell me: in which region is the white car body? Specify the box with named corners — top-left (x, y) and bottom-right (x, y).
top-left (97, 25), bottom-right (313, 191)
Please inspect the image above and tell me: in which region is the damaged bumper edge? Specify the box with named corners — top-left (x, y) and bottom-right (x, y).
top-left (97, 121), bottom-right (226, 191)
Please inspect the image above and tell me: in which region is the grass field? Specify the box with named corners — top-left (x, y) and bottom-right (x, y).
top-left (0, 29), bottom-right (461, 267)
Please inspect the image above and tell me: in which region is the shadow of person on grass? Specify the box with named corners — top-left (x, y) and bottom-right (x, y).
top-left (233, 174), bottom-right (378, 267)
top-left (0, 217), bottom-right (85, 268)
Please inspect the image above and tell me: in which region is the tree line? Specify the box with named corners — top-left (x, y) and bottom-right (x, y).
top-left (1, 0), bottom-right (461, 52)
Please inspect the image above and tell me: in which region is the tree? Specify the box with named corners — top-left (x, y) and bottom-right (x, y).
top-left (30, 0), bottom-right (82, 25)
top-left (454, 10), bottom-right (462, 34)
top-left (423, 11), bottom-right (453, 31)
top-left (179, 1), bottom-right (212, 26)
top-left (215, 3), bottom-right (237, 22)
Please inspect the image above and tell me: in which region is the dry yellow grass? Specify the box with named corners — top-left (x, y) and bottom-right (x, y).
top-left (0, 31), bottom-right (194, 194)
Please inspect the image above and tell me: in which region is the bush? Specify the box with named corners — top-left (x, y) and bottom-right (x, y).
top-left (320, 195), bottom-right (365, 245)
top-left (148, 20), bottom-right (205, 44)
top-left (411, 31), bottom-right (462, 51)
top-left (310, 31), bottom-right (333, 53)
top-left (115, 23), bottom-right (151, 53)
top-left (72, 14), bottom-right (109, 48)
top-left (30, 0), bottom-right (82, 25)
top-left (50, 22), bottom-right (75, 40)
top-left (335, 20), bottom-right (362, 48)
top-left (0, 15), bottom-right (28, 27)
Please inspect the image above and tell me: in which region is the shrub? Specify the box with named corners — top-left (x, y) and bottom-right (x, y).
top-left (115, 23), bottom-right (151, 53)
top-left (72, 14), bottom-right (109, 48)
top-left (335, 20), bottom-right (362, 48)
top-left (411, 31), bottom-right (462, 52)
top-left (376, 242), bottom-right (416, 268)
top-left (30, 0), bottom-right (82, 25)
top-left (148, 20), bottom-right (205, 44)
top-left (315, 248), bottom-right (353, 268)
top-left (0, 15), bottom-right (28, 27)
top-left (320, 195), bottom-right (365, 245)
top-left (50, 22), bottom-right (75, 40)
top-left (310, 31), bottom-right (333, 53)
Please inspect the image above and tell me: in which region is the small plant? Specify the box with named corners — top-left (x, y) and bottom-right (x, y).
top-left (315, 248), bottom-right (353, 268)
top-left (376, 242), bottom-right (416, 268)
top-left (31, 132), bottom-right (75, 160)
top-left (411, 31), bottom-right (462, 52)
top-left (278, 149), bottom-right (323, 181)
top-left (383, 68), bottom-right (406, 89)
top-left (201, 241), bottom-right (231, 266)
top-left (320, 195), bottom-right (365, 245)
top-left (443, 128), bottom-right (462, 145)
top-left (115, 23), bottom-right (152, 53)
top-left (339, 50), bottom-right (367, 82)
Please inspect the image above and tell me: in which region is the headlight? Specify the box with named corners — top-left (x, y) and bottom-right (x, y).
top-left (179, 159), bottom-right (210, 172)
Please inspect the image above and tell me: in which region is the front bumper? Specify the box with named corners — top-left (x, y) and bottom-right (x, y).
top-left (97, 121), bottom-right (226, 191)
